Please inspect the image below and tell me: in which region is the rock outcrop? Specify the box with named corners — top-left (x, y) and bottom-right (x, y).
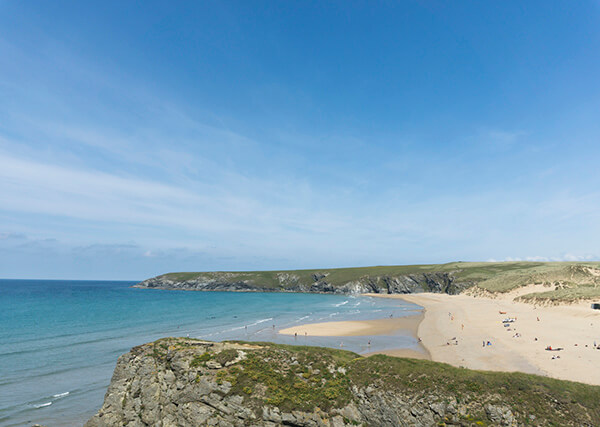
top-left (86, 338), bottom-right (600, 426)
top-left (135, 271), bottom-right (470, 295)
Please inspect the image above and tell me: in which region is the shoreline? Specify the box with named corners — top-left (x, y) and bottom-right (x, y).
top-left (277, 290), bottom-right (600, 385)
top-left (278, 310), bottom-right (431, 359)
top-left (278, 313), bottom-right (424, 337)
top-left (367, 291), bottom-right (600, 386)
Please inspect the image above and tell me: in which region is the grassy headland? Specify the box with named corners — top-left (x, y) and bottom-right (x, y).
top-left (141, 261), bottom-right (600, 303)
top-left (86, 337), bottom-right (600, 426)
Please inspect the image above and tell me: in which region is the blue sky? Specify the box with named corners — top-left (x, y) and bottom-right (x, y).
top-left (1, 1), bottom-right (600, 279)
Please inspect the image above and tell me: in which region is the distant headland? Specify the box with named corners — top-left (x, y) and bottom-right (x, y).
top-left (136, 261), bottom-right (600, 303)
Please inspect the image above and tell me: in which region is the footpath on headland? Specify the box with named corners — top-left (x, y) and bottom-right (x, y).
top-left (281, 288), bottom-right (600, 386)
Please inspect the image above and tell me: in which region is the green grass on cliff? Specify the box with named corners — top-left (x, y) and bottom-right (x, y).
top-left (230, 341), bottom-right (600, 425)
top-left (157, 338), bottom-right (600, 426)
top-left (154, 261), bottom-right (600, 302)
top-left (349, 354), bottom-right (600, 425)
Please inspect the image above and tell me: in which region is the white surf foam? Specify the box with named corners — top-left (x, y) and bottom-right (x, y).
top-left (34, 402), bottom-right (52, 408)
top-left (251, 318), bottom-right (273, 326)
top-left (52, 391), bottom-right (69, 398)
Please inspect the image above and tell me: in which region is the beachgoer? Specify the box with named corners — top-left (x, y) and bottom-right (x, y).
top-left (368, 340), bottom-right (371, 347)
top-left (294, 332), bottom-right (297, 339)
top-left (461, 324), bottom-right (464, 330)
top-left (483, 341), bottom-right (485, 347)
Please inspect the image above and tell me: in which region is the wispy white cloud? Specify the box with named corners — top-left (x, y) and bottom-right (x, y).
top-left (488, 254), bottom-right (598, 263)
top-left (1, 18), bottom-right (600, 278)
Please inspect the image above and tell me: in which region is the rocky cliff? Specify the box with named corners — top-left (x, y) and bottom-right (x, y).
top-left (135, 270), bottom-right (470, 295)
top-left (86, 338), bottom-right (600, 426)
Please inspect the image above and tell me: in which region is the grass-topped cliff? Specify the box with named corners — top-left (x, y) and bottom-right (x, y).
top-left (86, 337), bottom-right (600, 426)
top-left (136, 261), bottom-right (600, 303)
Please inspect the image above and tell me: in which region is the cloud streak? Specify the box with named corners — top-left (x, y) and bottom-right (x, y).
top-left (1, 5), bottom-right (600, 278)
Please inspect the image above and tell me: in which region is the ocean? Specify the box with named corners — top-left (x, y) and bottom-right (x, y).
top-left (0, 279), bottom-right (421, 426)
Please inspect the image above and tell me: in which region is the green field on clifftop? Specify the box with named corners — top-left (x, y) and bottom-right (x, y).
top-left (149, 261), bottom-right (600, 302)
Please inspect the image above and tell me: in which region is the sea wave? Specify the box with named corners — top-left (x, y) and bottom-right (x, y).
top-left (34, 402), bottom-right (52, 408)
top-left (334, 300), bottom-right (349, 307)
top-left (206, 317), bottom-right (275, 336)
top-left (251, 318), bottom-right (273, 326)
top-left (53, 391), bottom-right (69, 398)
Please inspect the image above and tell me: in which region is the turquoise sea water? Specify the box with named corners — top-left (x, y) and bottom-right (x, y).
top-left (0, 279), bottom-right (421, 426)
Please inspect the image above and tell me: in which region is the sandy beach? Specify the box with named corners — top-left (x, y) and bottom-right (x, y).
top-left (278, 314), bottom-right (423, 337)
top-left (368, 288), bottom-right (600, 386)
top-left (279, 287), bottom-right (600, 385)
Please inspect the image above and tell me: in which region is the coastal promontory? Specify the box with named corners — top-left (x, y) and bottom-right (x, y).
top-left (86, 337), bottom-right (600, 426)
top-left (135, 261), bottom-right (600, 302)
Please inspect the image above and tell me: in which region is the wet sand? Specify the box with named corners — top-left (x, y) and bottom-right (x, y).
top-left (278, 313), bottom-right (423, 337)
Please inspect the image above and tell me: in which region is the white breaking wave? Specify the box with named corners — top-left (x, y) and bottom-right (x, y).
top-left (251, 318), bottom-right (273, 326)
top-left (53, 391), bottom-right (69, 398)
top-left (212, 317), bottom-right (275, 335)
top-left (34, 402), bottom-right (52, 408)
top-left (334, 300), bottom-right (349, 307)
top-left (328, 312), bottom-right (340, 317)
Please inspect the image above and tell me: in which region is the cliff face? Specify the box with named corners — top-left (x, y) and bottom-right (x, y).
top-left (86, 338), bottom-right (600, 427)
top-left (135, 271), bottom-right (469, 295)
